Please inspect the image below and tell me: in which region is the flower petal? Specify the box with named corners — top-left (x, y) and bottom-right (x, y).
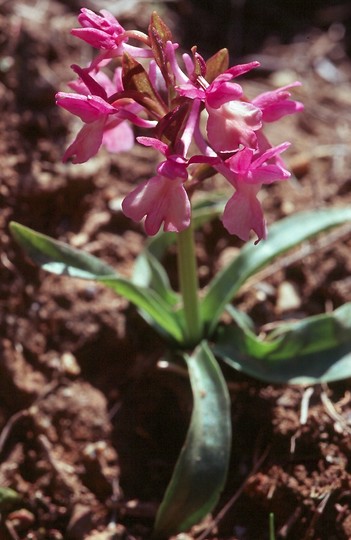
top-left (56, 92), bottom-right (116, 123)
top-left (222, 185), bottom-right (266, 242)
top-left (122, 176), bottom-right (190, 236)
top-left (63, 118), bottom-right (105, 163)
top-left (102, 120), bottom-right (134, 153)
top-left (252, 82), bottom-right (304, 122)
top-left (207, 101), bottom-right (262, 152)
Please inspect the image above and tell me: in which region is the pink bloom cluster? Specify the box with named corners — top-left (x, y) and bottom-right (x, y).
top-left (56, 9), bottom-right (303, 242)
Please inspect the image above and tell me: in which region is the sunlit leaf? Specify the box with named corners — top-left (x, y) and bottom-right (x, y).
top-left (154, 341), bottom-right (231, 537)
top-left (10, 222), bottom-right (183, 343)
top-left (214, 303), bottom-right (351, 384)
top-left (132, 250), bottom-right (179, 306)
top-left (202, 207), bottom-right (351, 335)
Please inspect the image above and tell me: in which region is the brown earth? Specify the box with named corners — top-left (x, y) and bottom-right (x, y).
top-left (1, 1), bottom-right (351, 539)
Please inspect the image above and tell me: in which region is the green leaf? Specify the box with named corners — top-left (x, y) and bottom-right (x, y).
top-left (0, 487), bottom-right (21, 511)
top-left (201, 207), bottom-right (351, 335)
top-left (10, 222), bottom-right (183, 343)
top-left (214, 303), bottom-right (351, 384)
top-left (10, 223), bottom-right (117, 278)
top-left (154, 341), bottom-right (231, 537)
top-left (133, 250), bottom-right (179, 306)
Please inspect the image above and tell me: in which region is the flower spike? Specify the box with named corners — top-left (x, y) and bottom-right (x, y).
top-left (58, 8), bottom-right (303, 239)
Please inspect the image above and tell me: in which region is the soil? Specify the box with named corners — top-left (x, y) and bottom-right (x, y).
top-left (1, 1), bottom-right (351, 539)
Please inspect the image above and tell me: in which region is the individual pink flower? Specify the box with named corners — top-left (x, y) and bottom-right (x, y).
top-left (252, 82), bottom-right (304, 122)
top-left (226, 142), bottom-right (291, 184)
top-left (56, 93), bottom-right (129, 163)
top-left (71, 8), bottom-right (125, 50)
top-left (56, 66), bottom-right (135, 163)
top-left (122, 135), bottom-right (192, 235)
top-left (220, 142), bottom-right (291, 241)
top-left (71, 8), bottom-right (152, 69)
top-left (122, 175), bottom-right (190, 236)
top-left (176, 61), bottom-right (262, 152)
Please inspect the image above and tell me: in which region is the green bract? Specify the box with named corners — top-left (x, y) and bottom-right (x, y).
top-left (10, 204), bottom-right (351, 536)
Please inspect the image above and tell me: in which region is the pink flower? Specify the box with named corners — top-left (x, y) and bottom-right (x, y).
top-left (122, 175), bottom-right (190, 235)
top-left (71, 8), bottom-right (125, 50)
top-left (122, 136), bottom-right (191, 235)
top-left (222, 183), bottom-right (266, 242)
top-left (56, 92), bottom-right (134, 163)
top-left (226, 142), bottom-right (291, 184)
top-left (70, 8), bottom-right (152, 70)
top-left (252, 82), bottom-right (304, 122)
top-left (205, 63), bottom-right (260, 108)
top-left (56, 92), bottom-right (116, 123)
top-left (177, 61), bottom-right (262, 152)
top-left (56, 67), bottom-right (135, 163)
top-left (220, 142), bottom-right (291, 241)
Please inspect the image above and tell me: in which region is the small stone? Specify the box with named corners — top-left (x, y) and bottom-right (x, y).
top-left (276, 281), bottom-right (302, 312)
top-left (281, 199), bottom-right (296, 215)
top-left (217, 247), bottom-right (240, 270)
top-left (61, 352), bottom-right (81, 376)
top-left (70, 233), bottom-right (89, 247)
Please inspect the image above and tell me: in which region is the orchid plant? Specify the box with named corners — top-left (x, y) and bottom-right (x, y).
top-left (10, 9), bottom-right (351, 538)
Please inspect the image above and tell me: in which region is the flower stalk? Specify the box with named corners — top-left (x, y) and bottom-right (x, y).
top-left (177, 220), bottom-right (202, 347)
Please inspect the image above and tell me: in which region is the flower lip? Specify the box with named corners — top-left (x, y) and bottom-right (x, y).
top-left (122, 175), bottom-right (191, 236)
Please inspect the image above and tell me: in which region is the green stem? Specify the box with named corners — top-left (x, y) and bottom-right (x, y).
top-left (177, 222), bottom-right (202, 346)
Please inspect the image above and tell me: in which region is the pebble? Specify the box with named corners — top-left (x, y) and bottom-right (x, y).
top-left (276, 281), bottom-right (302, 312)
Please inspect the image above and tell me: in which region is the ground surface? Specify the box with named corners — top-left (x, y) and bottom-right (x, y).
top-left (1, 1), bottom-right (351, 539)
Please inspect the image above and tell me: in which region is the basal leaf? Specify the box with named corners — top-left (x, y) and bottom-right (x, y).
top-left (202, 207), bottom-right (351, 335)
top-left (10, 222), bottom-right (183, 343)
top-left (154, 341), bottom-right (231, 537)
top-left (10, 222), bottom-right (116, 278)
top-left (214, 303), bottom-right (351, 384)
top-left (132, 250), bottom-right (179, 306)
